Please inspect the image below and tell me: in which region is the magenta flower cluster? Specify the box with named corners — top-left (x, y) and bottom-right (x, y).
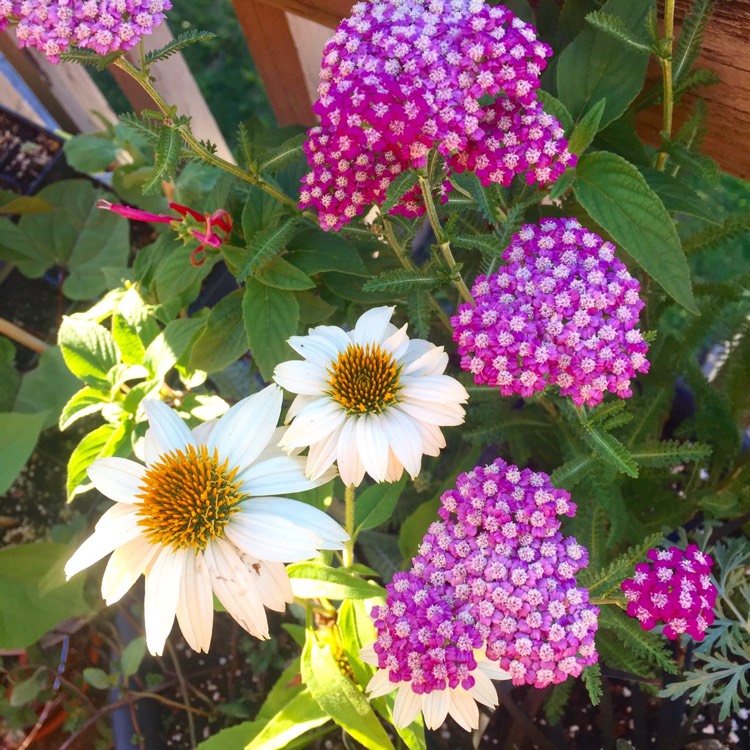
top-left (451, 218), bottom-right (650, 407)
top-left (300, 0), bottom-right (575, 230)
top-left (621, 545), bottom-right (717, 641)
top-left (370, 457), bottom-right (599, 693)
top-left (0, 0), bottom-right (171, 63)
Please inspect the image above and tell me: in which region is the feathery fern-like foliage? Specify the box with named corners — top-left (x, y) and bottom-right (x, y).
top-left (143, 30), bottom-right (217, 65)
top-left (672, 0), bottom-right (715, 86)
top-left (585, 10), bottom-right (652, 53)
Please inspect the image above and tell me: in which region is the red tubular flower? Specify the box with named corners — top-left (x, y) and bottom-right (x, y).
top-left (97, 199), bottom-right (233, 266)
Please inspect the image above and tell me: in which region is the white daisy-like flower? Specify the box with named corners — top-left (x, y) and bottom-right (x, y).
top-left (360, 644), bottom-right (509, 731)
top-left (273, 306), bottom-right (469, 487)
top-left (65, 385), bottom-right (346, 656)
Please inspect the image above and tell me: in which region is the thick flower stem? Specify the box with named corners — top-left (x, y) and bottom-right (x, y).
top-left (343, 484), bottom-right (356, 568)
top-left (655, 0), bottom-right (675, 172)
top-left (383, 219), bottom-right (453, 334)
top-left (417, 175), bottom-right (473, 304)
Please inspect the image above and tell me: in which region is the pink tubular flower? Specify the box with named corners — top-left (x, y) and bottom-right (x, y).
top-left (0, 0), bottom-right (171, 63)
top-left (363, 457), bottom-right (598, 731)
top-left (300, 0), bottom-right (574, 230)
top-left (451, 218), bottom-right (649, 407)
top-left (621, 544), bottom-right (717, 641)
top-left (97, 199), bottom-right (232, 266)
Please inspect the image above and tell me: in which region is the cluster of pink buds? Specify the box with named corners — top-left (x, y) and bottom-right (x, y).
top-left (97, 199), bottom-right (232, 266)
top-left (0, 0), bottom-right (171, 63)
top-left (621, 544), bottom-right (717, 641)
top-left (452, 218), bottom-right (650, 407)
top-left (300, 0), bottom-right (574, 230)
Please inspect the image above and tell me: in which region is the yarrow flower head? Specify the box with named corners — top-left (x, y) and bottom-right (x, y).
top-left (451, 218), bottom-right (650, 407)
top-left (363, 457), bottom-right (598, 730)
top-left (621, 544), bottom-right (717, 641)
top-left (273, 306), bottom-right (468, 487)
top-left (65, 385), bottom-right (348, 656)
top-left (1, 0), bottom-right (171, 63)
top-left (97, 199), bottom-right (232, 266)
top-left (300, 0), bottom-right (574, 230)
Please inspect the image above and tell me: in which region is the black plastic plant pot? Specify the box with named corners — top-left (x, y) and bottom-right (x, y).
top-left (0, 104), bottom-right (66, 195)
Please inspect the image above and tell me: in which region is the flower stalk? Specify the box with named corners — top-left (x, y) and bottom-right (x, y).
top-left (656, 0), bottom-right (675, 171)
top-left (343, 484), bottom-right (356, 569)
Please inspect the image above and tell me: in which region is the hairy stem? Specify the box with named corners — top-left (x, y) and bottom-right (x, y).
top-left (655, 0), bottom-right (675, 171)
top-left (343, 484), bottom-right (356, 568)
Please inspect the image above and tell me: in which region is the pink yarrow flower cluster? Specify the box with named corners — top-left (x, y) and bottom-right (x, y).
top-left (621, 545), bottom-right (717, 641)
top-left (300, 0), bottom-right (575, 230)
top-left (0, 0), bottom-right (171, 63)
top-left (452, 218), bottom-right (650, 407)
top-left (363, 457), bottom-right (598, 729)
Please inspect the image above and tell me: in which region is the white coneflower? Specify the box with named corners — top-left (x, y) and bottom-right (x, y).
top-left (273, 306), bottom-right (468, 486)
top-left (65, 385), bottom-right (346, 656)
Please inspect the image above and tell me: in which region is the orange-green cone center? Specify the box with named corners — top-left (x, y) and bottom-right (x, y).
top-left (137, 444), bottom-right (244, 550)
top-left (327, 343), bottom-right (402, 415)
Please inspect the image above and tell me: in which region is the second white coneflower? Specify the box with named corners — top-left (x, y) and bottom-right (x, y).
top-left (273, 306), bottom-right (469, 486)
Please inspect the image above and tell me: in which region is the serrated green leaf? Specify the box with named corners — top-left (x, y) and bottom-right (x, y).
top-left (254, 255), bottom-right (315, 290)
top-left (582, 663), bottom-right (603, 706)
top-left (260, 133), bottom-right (306, 174)
top-left (237, 218), bottom-right (300, 279)
top-left (66, 421), bottom-right (131, 500)
top-left (354, 477), bottom-right (407, 535)
top-left (382, 170), bottom-right (418, 214)
top-left (567, 98), bottom-right (607, 156)
top-left (362, 268), bottom-right (444, 293)
top-left (574, 151), bottom-right (697, 313)
top-left (537, 90), bottom-right (574, 134)
top-left (286, 229), bottom-right (369, 276)
top-left (287, 562), bottom-right (385, 600)
top-left (143, 317), bottom-right (206, 381)
top-left (58, 317), bottom-right (120, 384)
top-left (59, 48), bottom-right (123, 69)
top-left (302, 635), bottom-right (395, 750)
top-left (190, 290), bottom-right (248, 373)
top-left (557, 0), bottom-right (650, 128)
top-left (578, 419), bottom-right (638, 477)
top-left (550, 455), bottom-right (595, 489)
top-left (0, 411), bottom-right (48, 495)
top-left (585, 10), bottom-right (652, 52)
top-left (673, 0), bottom-right (714, 87)
top-left (638, 167), bottom-right (721, 224)
top-left (243, 280), bottom-right (299, 381)
top-left (143, 30), bottom-right (217, 64)
top-left (631, 440), bottom-right (712, 467)
top-left (452, 173), bottom-right (499, 226)
top-left (59, 386), bottom-right (109, 430)
top-left (143, 126), bottom-right (183, 194)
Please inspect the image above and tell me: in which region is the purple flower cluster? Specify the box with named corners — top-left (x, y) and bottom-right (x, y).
top-left (0, 0), bottom-right (171, 63)
top-left (370, 458), bottom-right (599, 693)
top-left (621, 545), bottom-right (717, 641)
top-left (451, 218), bottom-right (650, 407)
top-left (300, 0), bottom-right (575, 230)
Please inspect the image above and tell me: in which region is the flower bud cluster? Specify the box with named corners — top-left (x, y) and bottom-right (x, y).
top-left (452, 218), bottom-right (650, 407)
top-left (370, 457), bottom-right (599, 692)
top-left (621, 545), bottom-right (717, 641)
top-left (0, 0), bottom-right (171, 62)
top-left (300, 0), bottom-right (574, 230)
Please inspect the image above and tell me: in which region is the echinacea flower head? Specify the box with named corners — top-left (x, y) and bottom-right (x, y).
top-left (65, 385), bottom-right (347, 656)
top-left (273, 306), bottom-right (469, 487)
top-left (97, 199), bottom-right (232, 266)
top-left (452, 218), bottom-right (649, 407)
top-left (300, 0), bottom-right (574, 230)
top-left (1, 0), bottom-right (171, 63)
top-left (621, 544), bottom-right (717, 641)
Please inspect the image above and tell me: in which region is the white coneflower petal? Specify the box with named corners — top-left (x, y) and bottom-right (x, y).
top-left (88, 458), bottom-right (146, 503)
top-left (66, 386), bottom-right (347, 656)
top-left (393, 685), bottom-right (423, 728)
top-left (422, 689), bottom-right (450, 730)
top-left (144, 546), bottom-right (185, 656)
top-left (448, 690), bottom-right (479, 732)
top-left (274, 306), bottom-right (468, 486)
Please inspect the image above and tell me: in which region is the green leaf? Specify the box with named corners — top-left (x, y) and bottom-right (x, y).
top-left (582, 663), bottom-right (603, 706)
top-left (143, 126), bottom-right (183, 194)
top-left (0, 411), bottom-right (48, 494)
top-left (0, 189), bottom-right (52, 215)
top-left (242, 184), bottom-right (285, 239)
top-left (287, 562), bottom-right (385, 600)
top-left (58, 316), bottom-right (120, 384)
top-left (143, 317), bottom-right (206, 381)
top-left (363, 267), bottom-right (445, 294)
top-left (243, 689), bottom-right (329, 750)
top-left (567, 98), bottom-right (607, 156)
top-left (120, 636), bottom-right (147, 678)
top-left (638, 167), bottom-right (721, 224)
top-left (254, 255), bottom-right (315, 290)
top-left (143, 29), bottom-right (217, 64)
top-left (354, 477), bottom-right (407, 535)
top-left (190, 290), bottom-right (248, 373)
top-left (557, 0), bottom-right (651, 128)
top-left (112, 286), bottom-right (160, 359)
top-left (0, 542), bottom-right (90, 649)
top-left (573, 151), bottom-right (697, 313)
top-left (243, 280), bottom-right (299, 381)
top-left (581, 422), bottom-right (638, 477)
top-left (83, 668), bottom-right (112, 690)
top-left (452, 173), bottom-right (500, 226)
top-left (63, 134), bottom-right (120, 173)
top-left (631, 440), bottom-right (712, 468)
top-left (10, 669), bottom-right (47, 707)
top-left (59, 386), bottom-right (110, 430)
top-left (550, 455), bottom-right (595, 489)
top-left (537, 91), bottom-right (574, 134)
top-left (382, 170), bottom-right (418, 214)
top-left (66, 421), bottom-right (131, 499)
top-left (302, 635), bottom-right (395, 750)
top-left (0, 338), bottom-right (20, 411)
top-left (236, 218), bottom-right (301, 279)
top-left (286, 229), bottom-right (369, 276)
top-left (585, 10), bottom-right (652, 52)
top-left (673, 0), bottom-right (714, 87)
top-left (259, 133), bottom-right (306, 174)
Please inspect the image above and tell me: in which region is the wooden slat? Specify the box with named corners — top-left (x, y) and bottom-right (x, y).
top-left (0, 30), bottom-right (118, 133)
top-left (242, 0), bottom-right (351, 29)
top-left (637, 0), bottom-right (750, 179)
top-left (231, 0), bottom-right (316, 126)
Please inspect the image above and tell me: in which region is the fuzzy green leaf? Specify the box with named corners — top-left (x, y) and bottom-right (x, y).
top-left (573, 151), bottom-right (697, 313)
top-left (59, 387), bottom-right (109, 431)
top-left (382, 170), bottom-right (418, 214)
top-left (190, 290), bottom-right (248, 373)
top-left (585, 10), bottom-right (652, 52)
top-left (362, 267), bottom-right (445, 293)
top-left (143, 126), bottom-right (183, 194)
top-left (259, 134), bottom-right (306, 174)
top-left (673, 0), bottom-right (715, 86)
top-left (582, 663), bottom-right (603, 706)
top-left (143, 30), bottom-right (217, 64)
top-left (58, 317), bottom-right (120, 385)
top-left (631, 440), bottom-right (712, 468)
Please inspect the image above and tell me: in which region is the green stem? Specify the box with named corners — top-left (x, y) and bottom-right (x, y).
top-left (655, 0), bottom-right (675, 171)
top-left (383, 219), bottom-right (453, 333)
top-left (417, 175), bottom-right (473, 304)
top-left (343, 484), bottom-right (356, 568)
top-left (113, 57), bottom-right (303, 214)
